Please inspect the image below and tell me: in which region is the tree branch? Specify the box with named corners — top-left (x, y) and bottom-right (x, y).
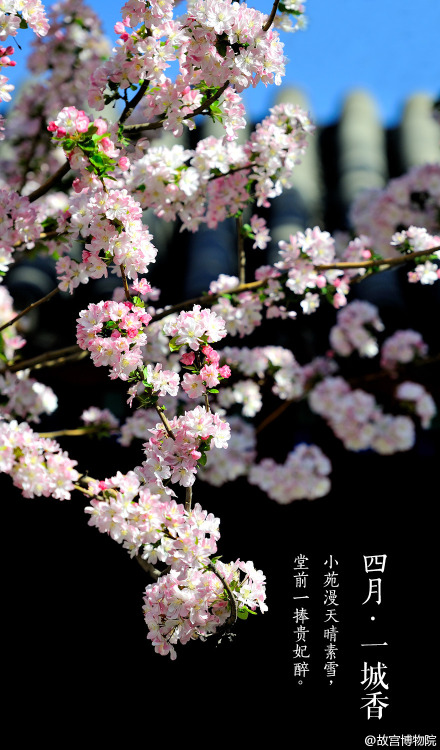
top-left (123, 81), bottom-right (230, 134)
top-left (236, 214), bottom-right (246, 284)
top-left (155, 404), bottom-right (176, 439)
top-left (0, 287), bottom-right (59, 334)
top-left (207, 562), bottom-right (238, 630)
top-left (119, 79), bottom-right (151, 126)
top-left (27, 161), bottom-right (72, 204)
top-left (262, 0), bottom-right (280, 32)
top-left (316, 246), bottom-right (440, 271)
top-left (4, 345), bottom-right (86, 373)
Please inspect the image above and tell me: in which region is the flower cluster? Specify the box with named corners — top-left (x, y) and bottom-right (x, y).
top-left (0, 0), bottom-right (110, 191)
top-left (249, 443), bottom-right (331, 503)
top-left (199, 414), bottom-right (256, 486)
top-left (0, 418), bottom-right (79, 499)
top-left (143, 559), bottom-right (266, 659)
top-left (0, 188), bottom-right (42, 277)
top-left (137, 405), bottom-right (231, 494)
top-left (0, 370), bottom-right (57, 422)
top-left (220, 344), bottom-right (306, 401)
top-left (0, 285), bottom-right (26, 359)
top-left (380, 329), bottom-right (428, 373)
top-left (76, 299), bottom-right (152, 380)
top-left (275, 226), bottom-right (350, 309)
top-left (180, 344), bottom-right (231, 401)
top-left (308, 377), bottom-right (415, 454)
top-left (163, 305), bottom-right (227, 351)
top-left (350, 163), bottom-right (440, 257)
top-left (395, 381), bottom-right (437, 429)
top-left (85, 472), bottom-right (220, 567)
top-left (127, 103), bottom-right (313, 232)
top-left (81, 406), bottom-right (120, 432)
top-left (48, 107), bottom-right (129, 184)
top-left (89, 0), bottom-right (286, 139)
top-left (0, 0), bottom-right (49, 101)
top-left (84, 469), bottom-right (265, 658)
top-left (57, 186), bottom-right (157, 291)
top-left (329, 300), bottom-right (385, 358)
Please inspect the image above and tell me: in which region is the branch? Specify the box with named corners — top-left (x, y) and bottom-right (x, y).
top-left (262, 0), bottom-right (280, 32)
top-left (185, 485), bottom-right (192, 513)
top-left (120, 264), bottom-right (131, 301)
top-left (256, 398), bottom-right (294, 434)
top-left (4, 344), bottom-right (86, 374)
top-left (27, 161), bottom-right (72, 204)
top-left (25, 77), bottom-right (152, 205)
top-left (119, 79), bottom-right (150, 126)
top-left (316, 246), bottom-right (440, 271)
top-left (149, 279), bottom-right (265, 323)
top-left (123, 81), bottom-right (230, 134)
top-left (236, 214), bottom-right (246, 284)
top-left (38, 426), bottom-right (112, 439)
top-left (155, 404), bottom-right (176, 439)
top-left (0, 287), bottom-right (59, 334)
top-left (207, 562), bottom-right (238, 631)
top-left (135, 555), bottom-right (169, 580)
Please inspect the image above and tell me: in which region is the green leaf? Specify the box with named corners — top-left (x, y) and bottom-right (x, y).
top-left (168, 335), bottom-right (182, 352)
top-left (61, 138), bottom-right (75, 151)
top-left (237, 609), bottom-right (249, 620)
top-left (197, 452), bottom-right (207, 467)
top-left (208, 388), bottom-right (219, 394)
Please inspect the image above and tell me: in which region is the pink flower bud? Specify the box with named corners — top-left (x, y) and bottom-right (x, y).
top-left (99, 137), bottom-right (114, 155)
top-left (47, 121), bottom-right (57, 132)
top-left (76, 114), bottom-right (90, 133)
top-left (180, 352), bottom-right (195, 366)
top-left (118, 156), bottom-right (130, 171)
top-left (218, 365), bottom-right (231, 379)
top-left (114, 21), bottom-right (125, 34)
top-left (93, 118), bottom-right (108, 135)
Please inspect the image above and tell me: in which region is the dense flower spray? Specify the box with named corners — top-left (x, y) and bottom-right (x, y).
top-left (0, 0), bottom-right (438, 660)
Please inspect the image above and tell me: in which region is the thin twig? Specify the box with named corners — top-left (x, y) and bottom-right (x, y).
top-left (0, 287), bottom-right (59, 334)
top-left (135, 556), bottom-right (165, 579)
top-left (123, 81), bottom-right (230, 134)
top-left (73, 483), bottom-right (96, 498)
top-left (155, 404), bottom-right (176, 439)
top-left (13, 229), bottom-right (67, 249)
top-left (185, 485), bottom-right (192, 513)
top-left (149, 280), bottom-right (265, 323)
top-left (38, 426), bottom-right (108, 439)
top-left (27, 161), bottom-right (72, 203)
top-left (25, 74), bottom-right (151, 205)
top-left (256, 399), bottom-right (294, 434)
top-left (120, 264), bottom-right (131, 301)
top-left (316, 246), bottom-right (440, 271)
top-left (207, 562), bottom-right (238, 630)
top-left (262, 0), bottom-right (280, 32)
top-left (119, 79), bottom-right (151, 126)
top-left (4, 345), bottom-right (86, 373)
top-left (236, 214), bottom-right (246, 284)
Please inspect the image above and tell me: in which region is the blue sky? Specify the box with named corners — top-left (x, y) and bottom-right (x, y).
top-left (4, 0), bottom-right (440, 126)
